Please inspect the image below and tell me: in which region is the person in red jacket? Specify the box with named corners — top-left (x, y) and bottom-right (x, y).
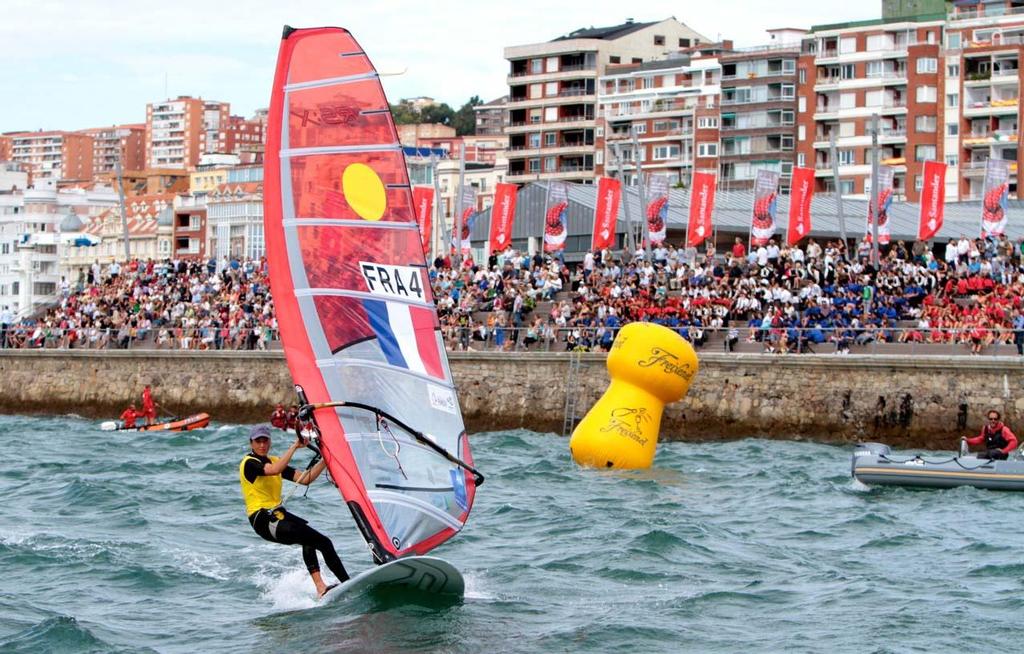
top-left (120, 404), bottom-right (139, 430)
top-left (141, 384), bottom-right (159, 426)
top-left (270, 404), bottom-right (288, 430)
top-left (964, 409), bottom-right (1018, 460)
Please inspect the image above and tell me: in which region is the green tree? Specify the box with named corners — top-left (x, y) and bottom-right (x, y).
top-left (453, 95), bottom-right (483, 136)
top-left (420, 103), bottom-right (455, 126)
top-left (389, 102), bottom-right (420, 125)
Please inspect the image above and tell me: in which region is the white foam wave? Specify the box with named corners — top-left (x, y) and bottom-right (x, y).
top-left (169, 549), bottom-right (231, 581)
top-left (254, 567), bottom-right (320, 611)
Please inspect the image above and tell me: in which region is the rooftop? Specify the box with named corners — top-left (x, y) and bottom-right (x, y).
top-left (552, 19), bottom-right (656, 42)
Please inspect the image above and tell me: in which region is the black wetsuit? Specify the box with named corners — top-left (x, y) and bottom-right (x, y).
top-left (242, 455), bottom-right (349, 582)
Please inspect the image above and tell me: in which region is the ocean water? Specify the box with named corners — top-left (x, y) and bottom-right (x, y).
top-left (1, 415), bottom-right (1022, 653)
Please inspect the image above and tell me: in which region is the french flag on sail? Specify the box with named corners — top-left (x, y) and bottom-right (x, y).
top-left (362, 299), bottom-right (444, 379)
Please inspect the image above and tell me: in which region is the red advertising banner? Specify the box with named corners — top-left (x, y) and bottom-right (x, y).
top-left (411, 186), bottom-right (433, 255)
top-left (645, 173), bottom-right (670, 246)
top-left (787, 167), bottom-right (814, 246)
top-left (686, 171), bottom-right (716, 247)
top-left (917, 160), bottom-right (947, 241)
top-left (592, 177), bottom-right (621, 250)
top-left (488, 182), bottom-right (518, 253)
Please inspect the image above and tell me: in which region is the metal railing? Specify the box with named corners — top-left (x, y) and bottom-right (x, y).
top-left (3, 325), bottom-right (1021, 358)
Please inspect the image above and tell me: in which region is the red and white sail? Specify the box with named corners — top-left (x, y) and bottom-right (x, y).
top-left (264, 26), bottom-right (477, 562)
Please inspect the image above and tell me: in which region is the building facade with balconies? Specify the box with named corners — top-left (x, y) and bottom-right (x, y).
top-left (81, 124), bottom-right (146, 179)
top-left (719, 31), bottom-right (804, 192)
top-left (473, 96), bottom-right (508, 136)
top-left (796, 13), bottom-right (946, 202)
top-left (8, 131), bottom-right (94, 186)
top-left (595, 53), bottom-right (721, 187)
top-left (946, 0), bottom-right (1024, 200)
top-left (504, 18), bottom-right (708, 185)
top-left (146, 96), bottom-right (231, 170)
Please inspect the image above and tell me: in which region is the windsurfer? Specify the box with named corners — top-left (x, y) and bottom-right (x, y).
top-left (119, 404), bottom-right (138, 430)
top-left (269, 403), bottom-right (288, 430)
top-left (239, 424), bottom-right (349, 597)
top-left (963, 410), bottom-right (1019, 460)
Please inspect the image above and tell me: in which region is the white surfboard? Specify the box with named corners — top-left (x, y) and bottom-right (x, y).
top-left (321, 555), bottom-right (464, 602)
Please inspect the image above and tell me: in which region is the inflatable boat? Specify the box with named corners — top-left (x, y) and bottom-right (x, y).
top-left (852, 442), bottom-right (1024, 491)
top-left (101, 413), bottom-right (211, 432)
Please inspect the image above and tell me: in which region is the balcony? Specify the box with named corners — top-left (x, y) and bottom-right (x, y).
top-left (962, 98), bottom-right (1022, 117)
top-left (950, 5), bottom-right (1024, 22)
top-left (506, 64), bottom-right (597, 85)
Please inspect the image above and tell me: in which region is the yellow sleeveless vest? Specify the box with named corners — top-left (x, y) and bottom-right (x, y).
top-left (239, 454), bottom-right (283, 518)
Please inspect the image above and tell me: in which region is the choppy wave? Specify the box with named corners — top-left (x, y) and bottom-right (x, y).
top-left (2, 416), bottom-right (1024, 652)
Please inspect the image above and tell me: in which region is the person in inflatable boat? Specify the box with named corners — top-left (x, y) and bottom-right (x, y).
top-left (964, 410), bottom-right (1018, 460)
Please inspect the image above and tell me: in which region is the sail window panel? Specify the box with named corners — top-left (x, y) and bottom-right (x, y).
top-left (297, 224), bottom-right (430, 298)
top-left (285, 30), bottom-right (374, 85)
top-left (289, 153), bottom-right (413, 222)
top-left (287, 81), bottom-right (395, 148)
top-left (312, 295), bottom-right (444, 375)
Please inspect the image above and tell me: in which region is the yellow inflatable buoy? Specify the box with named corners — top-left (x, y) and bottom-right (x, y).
top-left (569, 322), bottom-right (698, 469)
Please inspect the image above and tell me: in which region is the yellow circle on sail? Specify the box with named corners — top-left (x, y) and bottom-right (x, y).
top-left (342, 163), bottom-right (386, 221)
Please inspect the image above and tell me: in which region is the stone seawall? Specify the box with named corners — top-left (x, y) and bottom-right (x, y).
top-left (2, 350), bottom-right (1022, 447)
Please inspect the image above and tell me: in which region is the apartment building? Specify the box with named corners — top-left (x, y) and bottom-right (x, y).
top-left (797, 11), bottom-right (945, 202)
top-left (8, 131), bottom-right (94, 185)
top-left (80, 124), bottom-right (146, 177)
top-left (0, 135), bottom-right (11, 161)
top-left (146, 96), bottom-right (233, 170)
top-left (945, 0), bottom-right (1024, 200)
top-left (719, 30), bottom-right (804, 192)
top-left (595, 52), bottom-right (722, 187)
top-left (473, 96), bottom-right (508, 136)
top-left (504, 18), bottom-right (708, 184)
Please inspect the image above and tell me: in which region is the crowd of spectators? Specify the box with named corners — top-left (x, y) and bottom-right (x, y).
top-left (2, 231), bottom-right (1024, 357)
top-left (430, 232), bottom-right (1024, 356)
top-left (0, 256), bottom-right (276, 350)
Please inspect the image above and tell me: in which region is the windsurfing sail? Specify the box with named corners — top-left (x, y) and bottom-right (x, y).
top-left (264, 26), bottom-right (480, 564)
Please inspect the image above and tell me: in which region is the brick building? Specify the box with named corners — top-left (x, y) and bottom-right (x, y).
top-left (7, 131), bottom-right (94, 186)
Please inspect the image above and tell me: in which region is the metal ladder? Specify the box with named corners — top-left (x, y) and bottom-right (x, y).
top-left (562, 350), bottom-right (584, 437)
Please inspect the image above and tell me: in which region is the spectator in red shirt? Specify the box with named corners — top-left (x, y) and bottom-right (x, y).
top-left (731, 237), bottom-right (746, 261)
top-left (119, 404), bottom-right (139, 430)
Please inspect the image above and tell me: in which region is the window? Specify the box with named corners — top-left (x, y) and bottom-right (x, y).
top-left (596, 126), bottom-right (604, 137)
top-left (927, 30), bottom-right (936, 45)
top-left (528, 158), bottom-right (540, 172)
top-left (697, 142), bottom-right (718, 157)
top-left (781, 110), bottom-right (795, 125)
top-left (530, 59), bottom-right (543, 74)
top-left (544, 107), bottom-right (558, 121)
top-left (797, 153), bottom-right (806, 167)
top-left (697, 116), bottom-right (718, 129)
top-left (916, 58), bottom-right (937, 74)
top-left (653, 120), bottom-right (679, 132)
top-left (543, 132), bottom-right (555, 146)
top-left (840, 37), bottom-right (856, 54)
top-left (838, 150), bottom-right (855, 165)
top-left (783, 59), bottom-right (796, 74)
top-left (798, 125), bottom-right (806, 140)
top-left (840, 93), bottom-right (856, 109)
top-left (916, 86), bottom-right (937, 102)
top-left (654, 35), bottom-right (665, 46)
top-left (839, 180), bottom-right (855, 195)
top-left (915, 145), bottom-right (936, 161)
top-left (799, 69), bottom-right (806, 84)
top-left (653, 145), bottom-right (680, 160)
top-left (947, 32), bottom-right (961, 50)
top-left (945, 154), bottom-right (958, 167)
top-left (946, 123), bottom-right (959, 136)
top-left (840, 64), bottom-right (855, 80)
top-left (866, 90), bottom-right (884, 106)
top-left (799, 96), bottom-right (807, 112)
top-left (609, 55), bottom-right (621, 64)
top-left (781, 83), bottom-right (795, 99)
top-left (947, 64), bottom-right (960, 78)
top-left (633, 124), bottom-right (646, 135)
top-left (679, 38), bottom-right (690, 47)
top-left (544, 156), bottom-right (556, 172)
top-left (546, 56), bottom-right (558, 72)
top-left (529, 108), bottom-right (541, 124)
top-left (946, 93), bottom-right (959, 108)
top-left (866, 61), bottom-right (883, 78)
top-left (914, 174), bottom-right (924, 191)
top-left (915, 116), bottom-right (936, 132)
top-left (632, 57), bottom-right (642, 64)
top-left (545, 82), bottom-right (558, 95)
top-left (781, 135), bottom-right (795, 150)
top-left (595, 150), bottom-right (603, 165)
top-left (529, 133), bottom-right (541, 148)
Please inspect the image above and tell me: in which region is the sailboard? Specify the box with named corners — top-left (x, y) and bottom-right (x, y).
top-left (263, 26), bottom-right (482, 593)
top-left (321, 555), bottom-right (464, 602)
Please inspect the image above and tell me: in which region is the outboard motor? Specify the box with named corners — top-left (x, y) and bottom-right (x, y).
top-left (852, 442), bottom-right (892, 476)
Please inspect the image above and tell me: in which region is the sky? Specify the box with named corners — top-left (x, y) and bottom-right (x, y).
top-left (1, 0), bottom-right (872, 133)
